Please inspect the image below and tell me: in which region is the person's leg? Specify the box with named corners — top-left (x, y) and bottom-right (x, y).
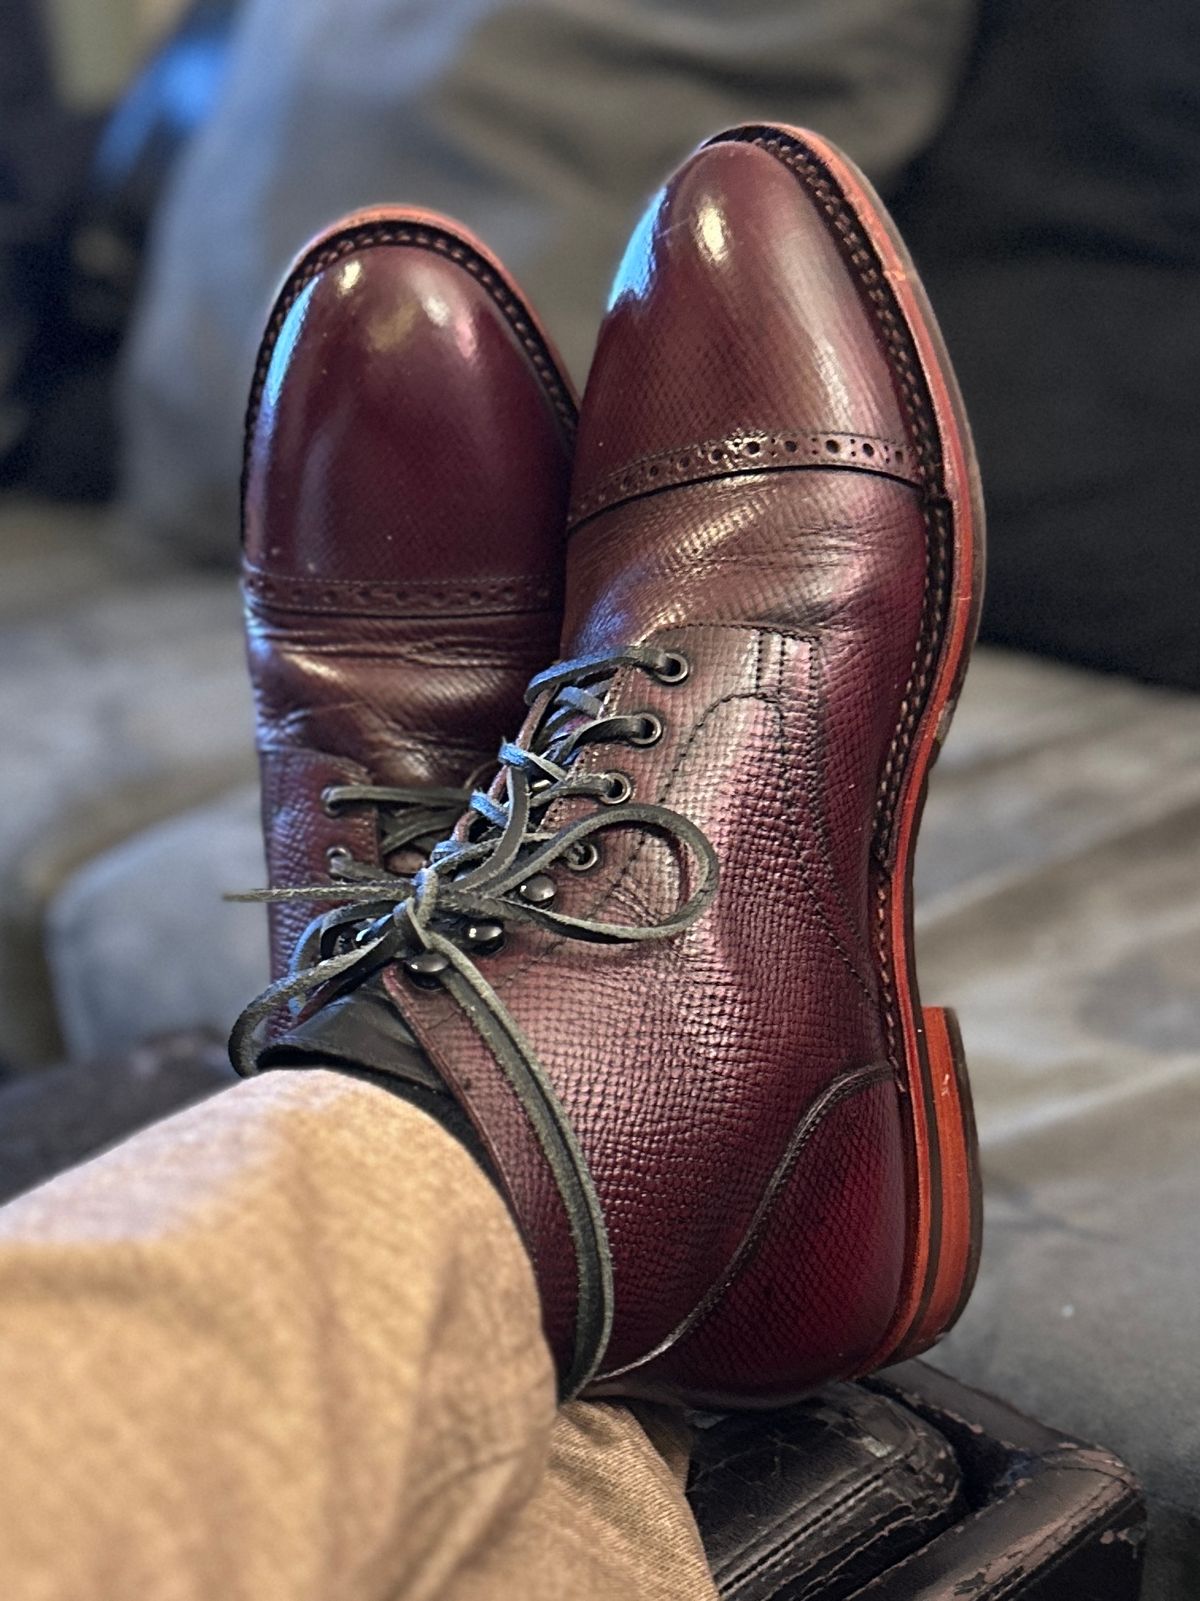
top-left (0, 1069), bottom-right (716, 1601)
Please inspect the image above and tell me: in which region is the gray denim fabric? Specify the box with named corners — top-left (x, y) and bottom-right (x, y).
top-left (119, 0), bottom-right (974, 563)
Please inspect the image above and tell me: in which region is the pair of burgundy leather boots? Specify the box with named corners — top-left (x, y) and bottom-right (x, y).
top-left (235, 124), bottom-right (984, 1407)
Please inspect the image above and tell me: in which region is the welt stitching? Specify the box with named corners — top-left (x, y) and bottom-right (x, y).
top-left (241, 221), bottom-right (577, 511)
top-left (742, 135), bottom-right (945, 823)
top-left (740, 128), bottom-right (953, 1079)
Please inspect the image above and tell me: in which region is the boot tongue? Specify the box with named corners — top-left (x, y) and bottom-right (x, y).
top-left (454, 677), bottom-right (606, 845)
top-left (536, 681), bottom-right (615, 765)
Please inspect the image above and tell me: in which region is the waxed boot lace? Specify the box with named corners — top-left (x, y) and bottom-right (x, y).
top-left (318, 782), bottom-right (472, 883)
top-left (229, 641), bottom-right (718, 1395)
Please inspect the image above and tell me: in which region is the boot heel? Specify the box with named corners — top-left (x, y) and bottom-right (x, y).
top-left (892, 1005), bottom-right (982, 1360)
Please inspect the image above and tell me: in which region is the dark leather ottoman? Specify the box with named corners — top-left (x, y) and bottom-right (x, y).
top-left (690, 1360), bottom-right (1144, 1599)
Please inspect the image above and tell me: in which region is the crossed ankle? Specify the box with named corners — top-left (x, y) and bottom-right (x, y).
top-left (258, 980), bottom-right (492, 1175)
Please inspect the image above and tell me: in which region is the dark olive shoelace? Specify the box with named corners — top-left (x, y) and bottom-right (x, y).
top-left (319, 782), bottom-right (471, 884)
top-left (230, 643), bottom-right (719, 1394)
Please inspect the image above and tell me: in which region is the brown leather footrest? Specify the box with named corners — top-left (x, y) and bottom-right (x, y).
top-left (689, 1361), bottom-right (1145, 1600)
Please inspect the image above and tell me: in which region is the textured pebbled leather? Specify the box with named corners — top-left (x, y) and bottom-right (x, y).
top-left (242, 215), bottom-right (576, 975)
top-left (320, 128), bottom-right (979, 1402)
top-left (379, 131), bottom-right (978, 1400)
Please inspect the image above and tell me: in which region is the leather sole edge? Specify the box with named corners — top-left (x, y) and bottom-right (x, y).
top-left (725, 124), bottom-right (985, 1372)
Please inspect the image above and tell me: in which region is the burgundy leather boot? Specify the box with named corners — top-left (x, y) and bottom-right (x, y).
top-left (238, 127), bottom-right (983, 1407)
top-left (242, 209), bottom-right (576, 978)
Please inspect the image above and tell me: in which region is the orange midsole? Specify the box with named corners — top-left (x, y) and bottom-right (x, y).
top-left (916, 1006), bottom-right (976, 1341)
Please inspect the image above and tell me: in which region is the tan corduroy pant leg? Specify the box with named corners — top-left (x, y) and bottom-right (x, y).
top-left (0, 1070), bottom-right (717, 1601)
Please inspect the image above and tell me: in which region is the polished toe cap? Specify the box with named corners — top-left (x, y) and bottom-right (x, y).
top-left (244, 218), bottom-right (575, 599)
top-left (569, 136), bottom-right (916, 529)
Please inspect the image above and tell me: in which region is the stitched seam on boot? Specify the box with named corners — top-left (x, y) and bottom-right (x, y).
top-left (597, 1063), bottom-right (893, 1379)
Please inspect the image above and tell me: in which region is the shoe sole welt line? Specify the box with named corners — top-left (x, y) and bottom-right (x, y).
top-left (755, 126), bottom-right (985, 1372)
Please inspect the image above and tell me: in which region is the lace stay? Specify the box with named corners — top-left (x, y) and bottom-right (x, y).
top-left (320, 782), bottom-right (470, 883)
top-left (229, 642), bottom-right (719, 1395)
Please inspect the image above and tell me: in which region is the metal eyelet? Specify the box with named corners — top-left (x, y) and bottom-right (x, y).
top-left (565, 840), bottom-right (601, 873)
top-left (519, 873), bottom-right (557, 906)
top-left (599, 771), bottom-right (634, 806)
top-left (320, 785), bottom-right (343, 817)
top-left (464, 919), bottom-right (505, 955)
top-left (629, 711), bottom-right (664, 747)
top-left (325, 844), bottom-right (354, 872)
top-left (654, 651), bottom-right (690, 685)
top-left (404, 950), bottom-right (450, 988)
